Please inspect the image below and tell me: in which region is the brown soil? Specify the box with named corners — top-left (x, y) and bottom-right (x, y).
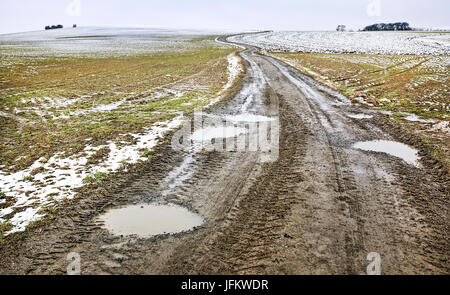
top-left (0, 37), bottom-right (448, 275)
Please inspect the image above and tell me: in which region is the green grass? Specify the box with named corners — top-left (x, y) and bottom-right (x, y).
top-left (0, 222), bottom-right (13, 240)
top-left (420, 136), bottom-right (446, 162)
top-left (274, 52), bottom-right (449, 170)
top-left (83, 172), bottom-right (109, 184)
top-left (0, 42), bottom-right (236, 172)
top-left (273, 52), bottom-right (449, 119)
top-left (20, 175), bottom-right (34, 182)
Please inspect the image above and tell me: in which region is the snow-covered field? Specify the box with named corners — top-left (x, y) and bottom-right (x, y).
top-left (0, 117), bottom-right (184, 233)
top-left (0, 51), bottom-right (243, 234)
top-left (230, 31), bottom-right (450, 55)
top-left (0, 27), bottom-right (228, 57)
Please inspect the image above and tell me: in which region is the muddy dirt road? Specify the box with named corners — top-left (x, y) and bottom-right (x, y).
top-left (0, 35), bottom-right (448, 275)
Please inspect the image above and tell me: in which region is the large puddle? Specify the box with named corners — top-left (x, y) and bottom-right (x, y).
top-left (353, 140), bottom-right (421, 168)
top-left (189, 114), bottom-right (275, 142)
top-left (97, 204), bottom-right (204, 238)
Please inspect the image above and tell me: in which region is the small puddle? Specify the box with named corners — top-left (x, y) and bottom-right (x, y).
top-left (97, 204), bottom-right (204, 238)
top-left (190, 126), bottom-right (247, 141)
top-left (353, 140), bottom-right (421, 168)
top-left (189, 113), bottom-right (275, 142)
top-left (347, 114), bottom-right (373, 119)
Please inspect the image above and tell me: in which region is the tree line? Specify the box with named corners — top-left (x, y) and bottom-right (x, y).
top-left (363, 22), bottom-right (412, 31)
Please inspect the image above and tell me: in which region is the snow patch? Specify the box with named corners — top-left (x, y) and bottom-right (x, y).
top-left (0, 116), bottom-right (185, 235)
top-left (347, 114), bottom-right (374, 119)
top-left (230, 31), bottom-right (450, 55)
top-left (431, 121), bottom-right (450, 134)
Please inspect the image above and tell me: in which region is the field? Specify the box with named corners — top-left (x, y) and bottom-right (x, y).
top-left (231, 31), bottom-right (449, 173)
top-left (272, 52), bottom-right (449, 119)
top-left (271, 51), bottom-right (449, 169)
top-left (0, 30), bottom-right (448, 275)
top-left (0, 28), bottom-right (242, 234)
top-left (230, 31), bottom-right (450, 55)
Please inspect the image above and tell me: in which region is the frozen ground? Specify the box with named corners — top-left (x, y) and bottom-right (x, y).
top-left (0, 32), bottom-right (449, 276)
top-left (0, 27), bottom-right (230, 57)
top-left (0, 28), bottom-right (243, 235)
top-left (0, 50), bottom-right (243, 234)
top-left (229, 31), bottom-right (450, 55)
top-left (0, 117), bottom-right (184, 234)
top-left (272, 52), bottom-right (449, 119)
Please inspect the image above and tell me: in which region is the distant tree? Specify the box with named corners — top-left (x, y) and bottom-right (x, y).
top-left (363, 22), bottom-right (412, 31)
top-left (336, 25), bottom-right (346, 32)
top-left (399, 22), bottom-right (411, 30)
top-left (45, 24), bottom-right (64, 30)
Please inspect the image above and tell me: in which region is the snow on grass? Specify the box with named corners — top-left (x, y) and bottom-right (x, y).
top-left (347, 114), bottom-right (374, 119)
top-left (57, 99), bottom-right (126, 119)
top-left (403, 113), bottom-right (436, 123)
top-left (206, 52), bottom-right (243, 107)
top-left (431, 121), bottom-right (450, 134)
top-left (96, 117), bottom-right (184, 172)
top-left (0, 115), bottom-right (185, 234)
top-left (0, 47), bottom-right (242, 235)
top-left (0, 27), bottom-right (228, 58)
top-left (224, 54), bottom-right (242, 91)
top-left (230, 31), bottom-right (450, 55)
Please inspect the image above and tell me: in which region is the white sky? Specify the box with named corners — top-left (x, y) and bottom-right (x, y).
top-left (0, 0), bottom-right (449, 34)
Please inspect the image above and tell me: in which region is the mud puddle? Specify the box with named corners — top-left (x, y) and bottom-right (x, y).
top-left (97, 204), bottom-right (204, 238)
top-left (353, 140), bottom-right (421, 168)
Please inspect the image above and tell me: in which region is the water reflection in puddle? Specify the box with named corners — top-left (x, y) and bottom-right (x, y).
top-left (97, 204), bottom-right (204, 238)
top-left (353, 140), bottom-right (421, 168)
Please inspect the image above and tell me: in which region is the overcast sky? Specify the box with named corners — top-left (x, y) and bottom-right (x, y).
top-left (1, 0), bottom-right (449, 34)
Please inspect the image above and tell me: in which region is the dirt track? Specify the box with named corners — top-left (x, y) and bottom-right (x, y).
top-left (0, 35), bottom-right (448, 275)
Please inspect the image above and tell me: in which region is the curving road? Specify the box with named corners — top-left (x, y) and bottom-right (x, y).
top-left (1, 34), bottom-right (448, 275)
